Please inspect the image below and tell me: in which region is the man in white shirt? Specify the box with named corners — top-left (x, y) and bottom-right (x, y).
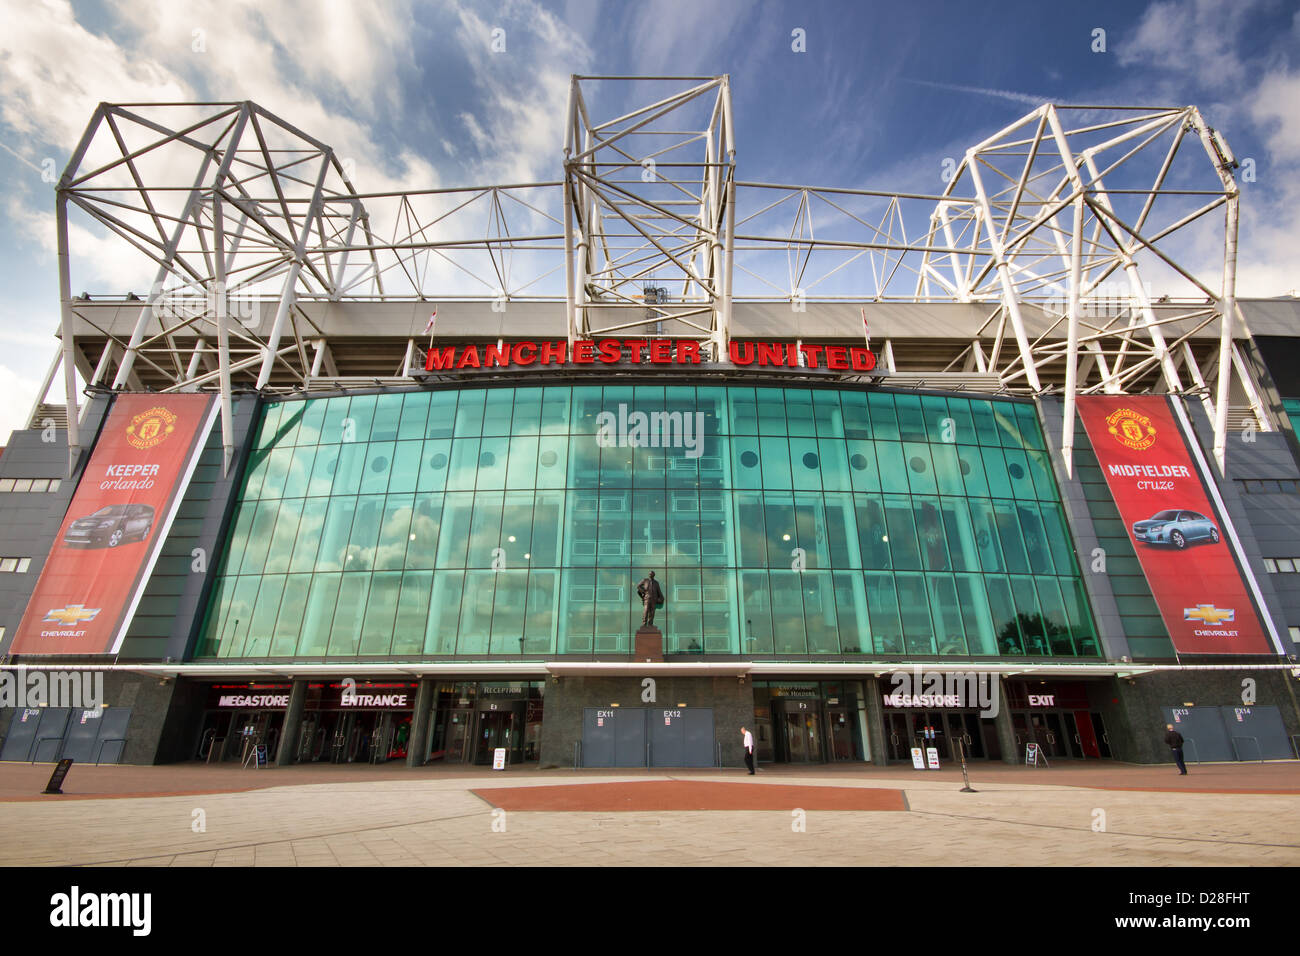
top-left (741, 726), bottom-right (755, 774)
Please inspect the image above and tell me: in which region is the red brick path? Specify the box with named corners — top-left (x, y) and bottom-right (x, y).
top-left (472, 780), bottom-right (907, 811)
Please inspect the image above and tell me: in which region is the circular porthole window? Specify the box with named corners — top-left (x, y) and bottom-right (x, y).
top-left (740, 450), bottom-right (759, 468)
top-left (959, 458), bottom-right (971, 476)
top-left (802, 452), bottom-right (819, 469)
top-left (850, 454), bottom-right (868, 471)
top-left (479, 452), bottom-right (496, 468)
top-left (430, 453), bottom-right (448, 470)
top-left (1008, 463), bottom-right (1025, 480)
top-left (539, 450), bottom-right (558, 468)
top-left (370, 456), bottom-right (389, 473)
top-left (909, 456), bottom-right (928, 473)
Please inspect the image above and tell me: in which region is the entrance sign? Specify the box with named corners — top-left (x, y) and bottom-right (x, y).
top-left (1077, 395), bottom-right (1274, 654)
top-left (492, 747), bottom-right (506, 770)
top-left (11, 394), bottom-right (218, 655)
top-left (925, 747), bottom-right (940, 769)
top-left (910, 747), bottom-right (925, 770)
top-left (1025, 742), bottom-right (1048, 767)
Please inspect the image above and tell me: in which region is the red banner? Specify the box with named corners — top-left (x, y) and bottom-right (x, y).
top-left (1077, 395), bottom-right (1274, 655)
top-left (10, 394), bottom-right (217, 655)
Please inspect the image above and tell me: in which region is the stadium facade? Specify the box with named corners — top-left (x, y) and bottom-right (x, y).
top-left (2, 78), bottom-right (1299, 770)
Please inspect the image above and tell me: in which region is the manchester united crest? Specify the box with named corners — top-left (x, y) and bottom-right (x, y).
top-left (1105, 407), bottom-right (1156, 452)
top-left (125, 406), bottom-right (178, 450)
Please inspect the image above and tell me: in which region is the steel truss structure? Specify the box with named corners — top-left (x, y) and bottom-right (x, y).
top-left (48, 80), bottom-right (1252, 478)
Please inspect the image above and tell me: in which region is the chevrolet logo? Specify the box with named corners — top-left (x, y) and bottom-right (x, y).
top-left (1184, 604), bottom-right (1235, 625)
top-left (42, 604), bottom-right (101, 626)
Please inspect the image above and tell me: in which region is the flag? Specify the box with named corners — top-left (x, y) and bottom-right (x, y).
top-left (423, 310), bottom-right (437, 335)
top-left (861, 307), bottom-right (870, 345)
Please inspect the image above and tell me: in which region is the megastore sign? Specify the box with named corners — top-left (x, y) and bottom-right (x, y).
top-left (425, 339), bottom-right (877, 372)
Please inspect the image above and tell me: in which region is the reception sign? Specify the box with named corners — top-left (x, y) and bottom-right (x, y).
top-left (1077, 395), bottom-right (1274, 655)
top-left (10, 394), bottom-right (218, 655)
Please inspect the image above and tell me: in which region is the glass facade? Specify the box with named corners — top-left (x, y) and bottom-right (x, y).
top-left (195, 385), bottom-right (1098, 660)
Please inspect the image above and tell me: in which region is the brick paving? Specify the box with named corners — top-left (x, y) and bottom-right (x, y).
top-left (0, 758), bottom-right (1297, 866)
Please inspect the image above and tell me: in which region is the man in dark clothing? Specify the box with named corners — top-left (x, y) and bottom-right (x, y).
top-left (636, 571), bottom-right (664, 626)
top-left (1164, 723), bottom-right (1187, 774)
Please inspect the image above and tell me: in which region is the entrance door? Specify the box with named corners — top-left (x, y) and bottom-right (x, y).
top-left (475, 710), bottom-right (515, 765)
top-left (826, 709), bottom-right (856, 760)
top-left (886, 712), bottom-right (912, 762)
top-left (948, 712), bottom-right (985, 760)
top-left (779, 701), bottom-right (823, 762)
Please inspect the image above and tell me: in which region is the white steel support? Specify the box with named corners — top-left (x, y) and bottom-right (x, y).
top-left (212, 196), bottom-right (235, 475)
top-left (55, 193), bottom-right (80, 475)
top-left (1213, 194), bottom-right (1239, 473)
top-left (1062, 195), bottom-right (1085, 478)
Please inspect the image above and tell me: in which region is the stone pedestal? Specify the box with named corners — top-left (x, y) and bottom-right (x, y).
top-left (634, 626), bottom-right (663, 662)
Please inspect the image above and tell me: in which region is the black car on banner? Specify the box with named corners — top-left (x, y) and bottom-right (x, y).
top-left (63, 504), bottom-right (155, 549)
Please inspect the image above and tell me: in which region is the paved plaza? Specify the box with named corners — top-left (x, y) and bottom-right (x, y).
top-left (0, 761), bottom-right (1297, 867)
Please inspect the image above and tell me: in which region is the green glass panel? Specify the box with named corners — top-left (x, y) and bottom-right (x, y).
top-left (793, 493), bottom-right (828, 568)
top-left (840, 391), bottom-right (872, 442)
top-left (823, 493), bottom-right (859, 568)
top-left (426, 391), bottom-right (457, 439)
top-left (283, 446), bottom-right (316, 498)
top-left (953, 573), bottom-right (998, 655)
top-left (763, 493), bottom-right (796, 566)
top-left (666, 489), bottom-right (699, 567)
top-left (596, 491), bottom-right (631, 566)
top-left (729, 387), bottom-right (758, 435)
top-left (921, 395), bottom-right (952, 443)
top-left (425, 571), bottom-right (463, 654)
top-left (789, 437), bottom-right (822, 491)
top-left (456, 570), bottom-right (495, 655)
top-left (1024, 449), bottom-right (1058, 501)
top-left (699, 491), bottom-right (730, 566)
top-left (730, 436), bottom-right (762, 489)
top-left (1014, 402), bottom-right (1046, 449)
top-left (270, 574), bottom-right (311, 656)
top-left (913, 497), bottom-right (950, 571)
top-left (308, 446), bottom-right (338, 497)
top-left (1035, 577), bottom-right (1075, 655)
top-left (482, 389), bottom-right (515, 437)
top-left (259, 446), bottom-right (294, 500)
top-left (993, 500), bottom-right (1030, 573)
top-left (454, 389), bottom-right (486, 437)
top-left (992, 401), bottom-right (1024, 449)
top-left (253, 403), bottom-right (284, 450)
top-left (296, 400), bottom-right (327, 446)
top-left (511, 388), bottom-right (543, 435)
top-left (392, 571), bottom-right (433, 655)
top-left (416, 440), bottom-right (451, 493)
top-left (956, 445), bottom-right (989, 498)
top-left (927, 572), bottom-right (967, 655)
top-left (929, 443), bottom-right (965, 496)
top-left (539, 387), bottom-right (570, 435)
top-left (536, 436), bottom-right (568, 489)
top-left (360, 571), bottom-right (402, 655)
top-left (523, 569), bottom-right (559, 653)
top-left (477, 436), bottom-right (509, 490)
top-left (938, 497), bottom-right (977, 572)
top-left (734, 491), bottom-right (766, 566)
top-left (969, 399), bottom-right (998, 446)
top-left (388, 441), bottom-right (422, 494)
top-left (288, 498), bottom-right (329, 573)
top-left (435, 493), bottom-right (473, 567)
top-left (882, 494), bottom-right (921, 569)
top-left (856, 494), bottom-right (891, 570)
top-left (874, 441), bottom-right (909, 493)
top-left (756, 388), bottom-right (788, 435)
top-left (664, 569), bottom-right (702, 654)
top-left (298, 573), bottom-right (341, 656)
top-left (505, 436), bottom-right (539, 489)
top-left (570, 386), bottom-right (602, 435)
top-left (564, 492), bottom-right (597, 567)
top-left (369, 393), bottom-right (403, 442)
top-left (865, 571), bottom-right (903, 653)
top-left (594, 568), bottom-right (631, 653)
top-left (702, 568), bottom-right (738, 653)
top-left (770, 572), bottom-right (807, 654)
top-left (903, 442), bottom-right (938, 496)
top-left (331, 442), bottom-right (365, 496)
top-left (739, 570), bottom-right (773, 654)
top-left (812, 390), bottom-right (843, 438)
top-left (397, 391), bottom-right (430, 441)
top-left (784, 389), bottom-right (816, 437)
top-left (944, 398), bottom-right (975, 446)
top-left (242, 575), bottom-right (285, 657)
top-left (986, 575), bottom-right (1023, 654)
top-left (832, 571), bottom-right (870, 653)
top-left (893, 394), bottom-right (927, 441)
top-left (490, 569), bottom-right (529, 654)
top-left (405, 493), bottom-right (443, 569)
top-left (980, 446), bottom-right (1014, 498)
top-left (319, 396), bottom-right (351, 445)
top-left (356, 442), bottom-right (391, 495)
top-left (529, 491), bottom-right (565, 567)
top-left (846, 439), bottom-right (880, 492)
top-left (373, 494), bottom-right (415, 571)
top-left (966, 499), bottom-right (1004, 572)
top-left (803, 571), bottom-right (838, 654)
top-left (218, 576), bottom-right (261, 658)
top-left (263, 498), bottom-right (303, 575)
top-left (559, 568), bottom-right (594, 653)
top-left (446, 438), bottom-right (481, 492)
top-left (759, 437), bottom-right (793, 489)
top-left (895, 572), bottom-right (935, 655)
top-left (1009, 575), bottom-right (1048, 655)
top-left (466, 491), bottom-right (505, 567)
top-left (866, 392), bottom-right (899, 440)
top-left (1016, 502), bottom-right (1055, 574)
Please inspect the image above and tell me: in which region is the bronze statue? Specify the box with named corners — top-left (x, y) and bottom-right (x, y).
top-left (636, 570), bottom-right (665, 627)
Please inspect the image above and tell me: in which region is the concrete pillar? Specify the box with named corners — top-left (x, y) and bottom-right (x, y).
top-left (863, 677), bottom-right (889, 766)
top-left (276, 679), bottom-right (307, 767)
top-left (993, 679), bottom-right (1019, 764)
top-left (407, 678), bottom-right (435, 768)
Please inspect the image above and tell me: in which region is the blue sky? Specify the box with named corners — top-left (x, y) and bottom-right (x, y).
top-left (1, 0), bottom-right (1299, 438)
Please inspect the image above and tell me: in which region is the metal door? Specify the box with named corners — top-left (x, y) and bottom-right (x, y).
top-left (1, 708), bottom-right (44, 761)
top-left (582, 707), bottom-right (619, 767)
top-left (1218, 705), bottom-right (1291, 760)
top-left (1163, 706), bottom-right (1232, 762)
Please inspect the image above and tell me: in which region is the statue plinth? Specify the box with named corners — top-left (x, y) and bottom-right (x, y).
top-left (634, 625), bottom-right (664, 662)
